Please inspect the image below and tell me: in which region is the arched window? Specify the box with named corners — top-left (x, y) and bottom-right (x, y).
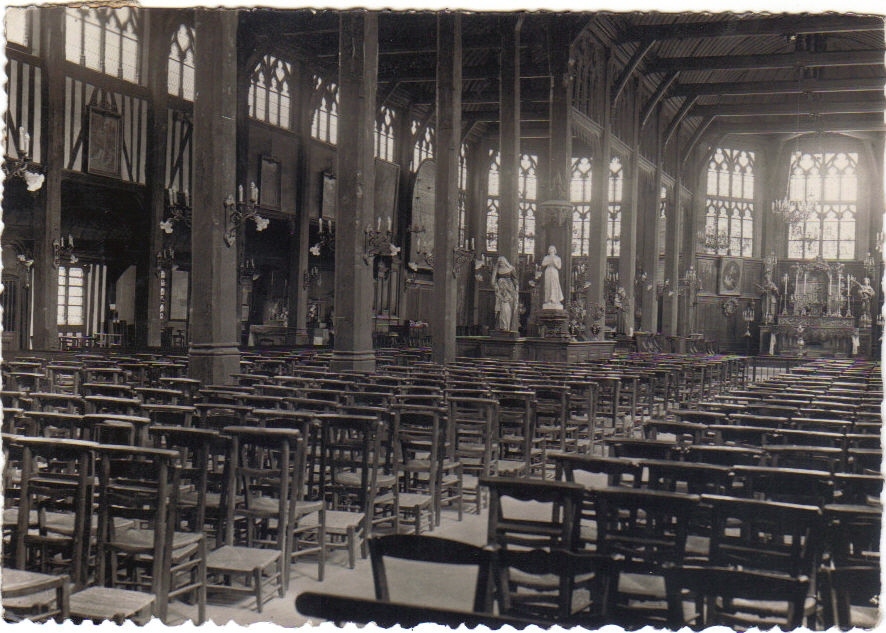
top-left (65, 7), bottom-right (141, 84)
top-left (375, 106), bottom-right (396, 162)
top-left (704, 147), bottom-right (755, 256)
top-left (607, 157), bottom-right (623, 257)
top-left (57, 266), bottom-right (85, 326)
top-left (248, 54), bottom-right (293, 130)
top-left (518, 154), bottom-right (538, 256)
top-left (570, 157), bottom-right (593, 256)
top-left (411, 120), bottom-right (435, 170)
top-left (787, 150), bottom-right (857, 260)
top-left (486, 150), bottom-right (500, 253)
top-left (311, 78), bottom-right (338, 144)
top-left (167, 24), bottom-right (195, 101)
top-left (458, 143), bottom-right (469, 248)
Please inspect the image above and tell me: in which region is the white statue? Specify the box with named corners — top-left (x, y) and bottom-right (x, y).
top-left (491, 256), bottom-right (520, 332)
top-left (541, 245), bottom-right (564, 310)
top-left (769, 332), bottom-right (777, 355)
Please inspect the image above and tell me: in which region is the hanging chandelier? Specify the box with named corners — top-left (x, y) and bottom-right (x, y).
top-left (772, 67), bottom-right (816, 225)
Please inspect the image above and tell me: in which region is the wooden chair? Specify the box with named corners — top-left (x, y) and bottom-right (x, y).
top-left (492, 390), bottom-right (544, 477)
top-left (819, 565), bottom-right (880, 630)
top-left (368, 534), bottom-right (493, 613)
top-left (9, 436), bottom-right (96, 589)
top-left (664, 565), bottom-right (810, 630)
top-left (89, 443), bottom-right (206, 623)
top-left (594, 487), bottom-right (700, 627)
top-left (315, 414), bottom-right (399, 567)
top-left (1, 569), bottom-right (70, 623)
top-left (703, 493), bottom-right (823, 627)
top-left (448, 396), bottom-right (500, 514)
top-left (730, 465), bottom-right (834, 506)
top-left (481, 476), bottom-right (585, 551)
top-left (492, 547), bottom-right (613, 625)
top-left (391, 405), bottom-right (463, 527)
top-left (206, 426), bottom-right (300, 610)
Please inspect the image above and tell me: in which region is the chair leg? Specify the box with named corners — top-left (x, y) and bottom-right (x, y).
top-left (253, 568), bottom-right (263, 614)
top-left (347, 526), bottom-right (357, 569)
top-left (318, 509), bottom-right (326, 582)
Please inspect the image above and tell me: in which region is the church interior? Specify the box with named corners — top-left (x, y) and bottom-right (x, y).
top-left (1, 6), bottom-right (883, 628)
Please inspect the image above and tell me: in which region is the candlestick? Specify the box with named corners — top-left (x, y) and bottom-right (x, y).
top-left (238, 185), bottom-right (244, 203)
top-left (24, 132), bottom-right (30, 156)
top-left (387, 216), bottom-right (392, 232)
top-left (68, 234), bottom-right (74, 248)
top-left (18, 126), bottom-right (25, 153)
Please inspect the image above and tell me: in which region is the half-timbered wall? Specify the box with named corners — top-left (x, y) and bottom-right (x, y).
top-left (5, 57), bottom-right (43, 164)
top-left (63, 78), bottom-right (148, 183)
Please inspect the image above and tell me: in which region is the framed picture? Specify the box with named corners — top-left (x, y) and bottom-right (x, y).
top-left (259, 156), bottom-right (282, 210)
top-left (87, 106), bottom-right (121, 178)
top-left (696, 256), bottom-right (717, 295)
top-left (321, 171), bottom-right (336, 221)
top-left (719, 257), bottom-right (743, 295)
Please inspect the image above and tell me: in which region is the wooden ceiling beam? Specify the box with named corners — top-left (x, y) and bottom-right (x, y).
top-left (709, 113), bottom-right (886, 134)
top-left (647, 49), bottom-right (884, 73)
top-left (669, 75), bottom-right (886, 97)
top-left (619, 15), bottom-right (885, 43)
top-left (691, 97), bottom-right (886, 117)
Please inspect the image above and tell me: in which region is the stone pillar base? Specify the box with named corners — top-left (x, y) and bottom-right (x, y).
top-left (189, 344), bottom-right (241, 386)
top-left (330, 349), bottom-right (376, 373)
top-left (537, 309), bottom-right (569, 339)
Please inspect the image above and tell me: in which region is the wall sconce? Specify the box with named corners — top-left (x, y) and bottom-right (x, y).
top-left (310, 218), bottom-right (335, 256)
top-left (160, 188), bottom-right (192, 234)
top-left (224, 182), bottom-right (269, 247)
top-left (363, 216), bottom-right (398, 264)
top-left (52, 235), bottom-right (78, 268)
top-left (16, 252), bottom-right (34, 288)
top-left (303, 266), bottom-right (320, 290)
top-left (452, 239), bottom-right (476, 278)
top-left (155, 246), bottom-right (175, 275)
top-left (3, 126), bottom-right (44, 192)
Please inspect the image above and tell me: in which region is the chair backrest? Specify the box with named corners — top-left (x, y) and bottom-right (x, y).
top-left (315, 414), bottom-right (388, 510)
top-left (644, 459), bottom-right (733, 495)
top-left (823, 565), bottom-right (881, 630)
top-left (448, 396), bottom-right (499, 478)
top-left (664, 565), bottom-right (809, 630)
top-left (480, 476), bottom-right (585, 551)
top-left (823, 503), bottom-right (881, 567)
top-left (704, 493), bottom-right (822, 577)
top-left (368, 534), bottom-right (492, 613)
top-left (493, 547), bottom-right (613, 624)
top-left (594, 488), bottom-right (699, 569)
top-left (731, 465), bottom-right (834, 506)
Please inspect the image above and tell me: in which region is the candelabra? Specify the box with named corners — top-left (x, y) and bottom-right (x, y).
top-left (52, 235), bottom-right (78, 268)
top-left (155, 246), bottom-right (175, 275)
top-left (655, 279), bottom-right (673, 297)
top-left (239, 257), bottom-right (257, 280)
top-left (3, 126), bottom-right (44, 192)
top-left (742, 302), bottom-right (755, 356)
top-left (310, 218), bottom-right (336, 256)
top-left (363, 217), bottom-right (399, 264)
top-left (224, 182), bottom-right (269, 247)
top-left (303, 265), bottom-right (320, 290)
top-left (764, 251), bottom-right (779, 274)
top-left (160, 188), bottom-right (192, 234)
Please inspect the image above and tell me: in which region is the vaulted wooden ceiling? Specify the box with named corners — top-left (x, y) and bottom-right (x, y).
top-left (243, 11), bottom-right (886, 140)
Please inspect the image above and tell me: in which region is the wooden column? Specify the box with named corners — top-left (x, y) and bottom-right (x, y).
top-left (431, 13), bottom-right (462, 364)
top-left (640, 105), bottom-right (665, 333)
top-left (32, 7), bottom-right (64, 350)
top-left (189, 9), bottom-right (240, 384)
top-left (330, 11), bottom-right (378, 373)
top-left (618, 77), bottom-right (642, 336)
top-left (662, 133), bottom-right (684, 336)
top-left (537, 21), bottom-right (574, 306)
top-left (498, 16), bottom-right (521, 264)
top-left (291, 62), bottom-right (312, 345)
top-left (145, 11), bottom-right (172, 348)
top-left (586, 51), bottom-right (612, 340)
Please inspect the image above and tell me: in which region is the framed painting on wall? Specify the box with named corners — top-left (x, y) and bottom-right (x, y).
top-left (259, 156), bottom-right (281, 210)
top-left (696, 256), bottom-right (717, 295)
top-left (719, 257), bottom-right (743, 295)
top-left (87, 106), bottom-right (121, 178)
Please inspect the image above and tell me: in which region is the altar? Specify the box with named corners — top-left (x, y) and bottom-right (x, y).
top-left (762, 316), bottom-right (856, 357)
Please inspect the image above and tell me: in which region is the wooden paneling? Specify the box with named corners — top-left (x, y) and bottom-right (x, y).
top-left (5, 57), bottom-right (43, 164)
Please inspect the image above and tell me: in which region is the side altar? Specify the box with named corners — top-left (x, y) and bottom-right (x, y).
top-left (757, 255), bottom-right (872, 358)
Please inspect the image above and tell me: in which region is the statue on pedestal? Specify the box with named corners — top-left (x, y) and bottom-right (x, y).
top-left (491, 256), bottom-right (520, 332)
top-left (755, 271), bottom-right (780, 324)
top-left (855, 277), bottom-right (875, 324)
top-left (541, 245), bottom-right (564, 311)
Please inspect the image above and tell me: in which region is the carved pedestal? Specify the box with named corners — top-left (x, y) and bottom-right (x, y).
top-left (537, 309), bottom-right (569, 339)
